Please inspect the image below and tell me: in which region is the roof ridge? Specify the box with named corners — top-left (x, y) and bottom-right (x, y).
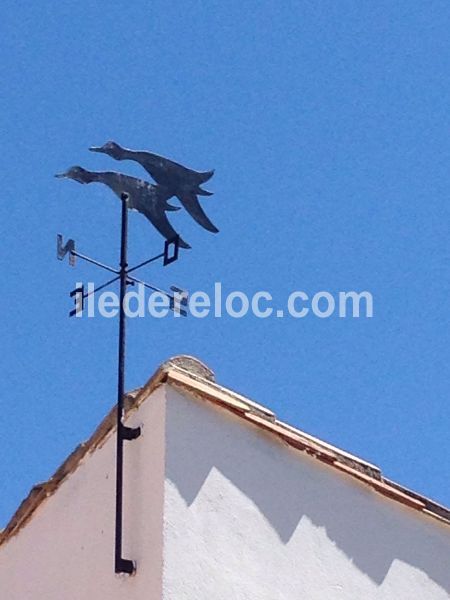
top-left (1, 357), bottom-right (449, 548)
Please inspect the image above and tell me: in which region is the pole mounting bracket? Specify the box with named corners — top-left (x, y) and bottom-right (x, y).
top-left (120, 423), bottom-right (141, 440)
top-left (116, 558), bottom-right (136, 575)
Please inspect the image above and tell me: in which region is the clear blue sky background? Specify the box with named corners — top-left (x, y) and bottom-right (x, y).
top-left (1, 1), bottom-right (449, 526)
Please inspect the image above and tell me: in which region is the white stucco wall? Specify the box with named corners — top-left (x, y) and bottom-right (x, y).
top-left (1, 383), bottom-right (449, 600)
top-left (162, 387), bottom-right (450, 600)
top-left (0, 387), bottom-right (166, 600)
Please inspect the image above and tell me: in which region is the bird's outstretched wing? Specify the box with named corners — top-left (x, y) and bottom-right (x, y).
top-left (177, 191), bottom-right (219, 233)
top-left (139, 204), bottom-right (191, 249)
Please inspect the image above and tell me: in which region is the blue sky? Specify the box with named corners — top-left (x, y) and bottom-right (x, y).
top-left (1, 1), bottom-right (449, 525)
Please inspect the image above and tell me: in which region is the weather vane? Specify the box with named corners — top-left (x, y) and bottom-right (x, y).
top-left (56, 143), bottom-right (217, 575)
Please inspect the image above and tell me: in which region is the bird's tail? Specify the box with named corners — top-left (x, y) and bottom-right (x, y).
top-left (197, 169), bottom-right (215, 184)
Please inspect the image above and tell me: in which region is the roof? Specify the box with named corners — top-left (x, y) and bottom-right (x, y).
top-left (1, 356), bottom-right (449, 546)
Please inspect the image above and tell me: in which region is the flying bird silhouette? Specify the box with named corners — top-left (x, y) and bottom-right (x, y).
top-left (89, 141), bottom-right (218, 234)
top-left (55, 166), bottom-right (191, 249)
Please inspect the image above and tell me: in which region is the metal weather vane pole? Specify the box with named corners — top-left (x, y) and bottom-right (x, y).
top-left (115, 193), bottom-right (140, 574)
top-left (58, 204), bottom-right (184, 575)
top-left (56, 143), bottom-right (216, 575)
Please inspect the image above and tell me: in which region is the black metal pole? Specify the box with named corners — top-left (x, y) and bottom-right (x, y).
top-left (59, 193), bottom-right (183, 573)
top-left (115, 193), bottom-right (140, 575)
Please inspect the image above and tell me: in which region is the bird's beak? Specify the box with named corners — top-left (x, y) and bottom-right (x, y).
top-left (54, 172), bottom-right (66, 178)
top-left (89, 146), bottom-right (104, 153)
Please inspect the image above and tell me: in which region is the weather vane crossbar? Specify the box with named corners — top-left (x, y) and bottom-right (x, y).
top-left (58, 230), bottom-right (185, 318)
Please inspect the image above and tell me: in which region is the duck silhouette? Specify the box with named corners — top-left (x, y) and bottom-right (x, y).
top-left (55, 166), bottom-right (191, 249)
top-left (89, 141), bottom-right (218, 234)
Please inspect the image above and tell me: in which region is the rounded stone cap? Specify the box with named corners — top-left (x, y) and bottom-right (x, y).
top-left (163, 355), bottom-right (215, 382)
